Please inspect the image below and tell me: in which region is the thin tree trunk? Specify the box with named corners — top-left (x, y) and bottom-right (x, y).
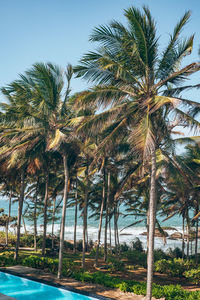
top-left (95, 168), bottom-right (105, 266)
top-left (82, 163), bottom-right (89, 268)
top-left (146, 146), bottom-right (157, 300)
top-left (86, 215), bottom-right (88, 251)
top-left (195, 205), bottom-right (199, 266)
top-left (22, 216), bottom-right (27, 234)
top-left (57, 153), bottom-right (69, 279)
top-left (73, 175), bottom-right (78, 254)
top-left (5, 188), bottom-right (12, 245)
top-left (109, 216), bottom-right (112, 251)
top-left (147, 207), bottom-right (150, 255)
top-left (14, 169), bottom-right (25, 261)
top-left (51, 197), bottom-right (56, 250)
top-left (42, 170), bottom-right (49, 256)
top-left (186, 209), bottom-right (189, 259)
top-left (114, 206), bottom-right (117, 249)
top-left (182, 216), bottom-right (185, 259)
top-left (104, 170), bottom-right (110, 262)
top-left (34, 180), bottom-right (39, 252)
top-left (116, 207), bottom-right (120, 256)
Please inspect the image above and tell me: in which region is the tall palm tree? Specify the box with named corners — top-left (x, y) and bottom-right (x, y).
top-left (74, 7), bottom-right (200, 298)
top-left (0, 62), bottom-right (80, 274)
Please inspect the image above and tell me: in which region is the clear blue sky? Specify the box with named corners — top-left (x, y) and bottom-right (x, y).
top-left (0, 0), bottom-right (200, 96)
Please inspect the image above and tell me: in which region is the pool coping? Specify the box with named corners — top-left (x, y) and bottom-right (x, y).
top-left (0, 268), bottom-right (114, 300)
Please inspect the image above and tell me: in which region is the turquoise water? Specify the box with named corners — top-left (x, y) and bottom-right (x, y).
top-left (0, 271), bottom-right (97, 300)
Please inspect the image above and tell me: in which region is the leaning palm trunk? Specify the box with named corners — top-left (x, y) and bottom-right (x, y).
top-left (14, 169), bottom-right (25, 260)
top-left (114, 204), bottom-right (120, 254)
top-left (57, 153), bottom-right (69, 279)
top-left (116, 207), bottom-right (120, 256)
top-left (22, 216), bottom-right (27, 234)
top-left (82, 164), bottom-right (89, 268)
top-left (146, 146), bottom-right (157, 300)
top-left (73, 176), bottom-right (78, 254)
top-left (42, 170), bottom-right (49, 256)
top-left (5, 188), bottom-right (12, 245)
top-left (95, 168), bottom-right (106, 266)
top-left (104, 170), bottom-right (110, 262)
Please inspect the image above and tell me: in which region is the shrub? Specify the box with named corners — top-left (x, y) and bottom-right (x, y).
top-left (90, 246), bottom-right (104, 258)
top-left (155, 258), bottom-right (195, 277)
top-left (22, 255), bottom-right (74, 276)
top-left (20, 234), bottom-right (34, 247)
top-left (125, 250), bottom-right (147, 267)
top-left (76, 240), bottom-right (83, 252)
top-left (64, 241), bottom-right (73, 251)
top-left (167, 247), bottom-right (183, 259)
top-left (0, 251), bottom-right (16, 266)
top-left (0, 255), bottom-right (16, 267)
top-left (184, 268), bottom-right (200, 285)
top-left (120, 242), bottom-right (130, 252)
top-left (131, 238), bottom-right (143, 252)
top-left (154, 248), bottom-right (168, 261)
top-left (107, 257), bottom-right (125, 271)
top-left (72, 271), bottom-right (200, 299)
top-left (37, 236), bottom-right (52, 249)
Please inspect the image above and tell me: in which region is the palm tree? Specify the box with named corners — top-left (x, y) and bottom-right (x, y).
top-left (0, 62), bottom-right (80, 273)
top-left (74, 7), bottom-right (200, 298)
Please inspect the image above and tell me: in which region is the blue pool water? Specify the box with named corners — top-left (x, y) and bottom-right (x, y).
top-left (0, 271), bottom-right (97, 299)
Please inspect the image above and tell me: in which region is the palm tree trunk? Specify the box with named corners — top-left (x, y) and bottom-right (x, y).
top-left (6, 188), bottom-right (12, 245)
top-left (33, 180), bottom-right (39, 252)
top-left (33, 179), bottom-right (39, 251)
top-left (186, 209), bottom-right (189, 259)
top-left (116, 207), bottom-right (120, 256)
top-left (42, 170), bottom-right (49, 256)
top-left (86, 213), bottom-right (88, 250)
top-left (51, 197), bottom-right (56, 250)
top-left (182, 216), bottom-right (185, 259)
top-left (146, 146), bottom-right (157, 300)
top-left (95, 168), bottom-right (105, 266)
top-left (114, 206), bottom-right (117, 249)
top-left (109, 216), bottom-right (112, 251)
top-left (14, 168), bottom-right (25, 261)
top-left (57, 153), bottom-right (69, 279)
top-left (146, 211), bottom-right (150, 272)
top-left (73, 175), bottom-right (78, 254)
top-left (82, 163), bottom-right (89, 268)
top-left (22, 216), bottom-right (27, 234)
top-left (104, 170), bottom-right (110, 262)
top-left (195, 205), bottom-right (199, 266)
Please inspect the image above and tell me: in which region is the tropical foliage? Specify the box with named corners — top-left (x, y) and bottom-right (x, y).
top-left (0, 5), bottom-right (200, 300)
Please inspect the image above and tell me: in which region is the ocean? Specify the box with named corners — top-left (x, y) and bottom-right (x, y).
top-left (0, 198), bottom-right (196, 252)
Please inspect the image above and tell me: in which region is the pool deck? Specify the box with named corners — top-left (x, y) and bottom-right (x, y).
top-left (0, 294), bottom-right (16, 300)
top-left (0, 266), bottom-right (163, 300)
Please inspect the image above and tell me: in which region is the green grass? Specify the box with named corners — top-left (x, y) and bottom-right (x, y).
top-left (1, 252), bottom-right (200, 300)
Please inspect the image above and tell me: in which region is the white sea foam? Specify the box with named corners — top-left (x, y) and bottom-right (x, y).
top-left (1, 223), bottom-right (187, 252)
top-left (0, 199), bottom-right (193, 251)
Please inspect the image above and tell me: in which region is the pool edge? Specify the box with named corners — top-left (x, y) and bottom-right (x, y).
top-left (0, 268), bottom-right (114, 300)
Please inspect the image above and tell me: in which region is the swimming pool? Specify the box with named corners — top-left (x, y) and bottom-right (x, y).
top-left (0, 271), bottom-right (98, 299)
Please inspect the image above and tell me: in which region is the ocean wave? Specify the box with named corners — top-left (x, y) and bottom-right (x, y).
top-left (0, 223), bottom-right (185, 251)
